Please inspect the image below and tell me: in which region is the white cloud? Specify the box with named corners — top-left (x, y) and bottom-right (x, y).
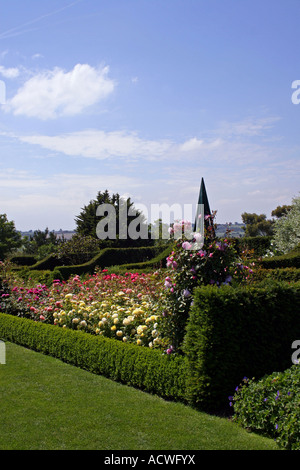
top-left (0, 170), bottom-right (144, 230)
top-left (5, 63), bottom-right (115, 119)
top-left (0, 65), bottom-right (20, 78)
top-left (180, 137), bottom-right (204, 152)
top-left (19, 130), bottom-right (173, 159)
top-left (31, 53), bottom-right (44, 60)
top-left (16, 125), bottom-right (284, 165)
top-left (215, 116), bottom-right (281, 138)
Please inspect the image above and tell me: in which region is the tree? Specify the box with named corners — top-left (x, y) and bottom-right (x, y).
top-left (75, 190), bottom-right (153, 247)
top-left (271, 195), bottom-right (300, 254)
top-left (20, 227), bottom-right (61, 259)
top-left (54, 234), bottom-right (101, 265)
top-left (241, 212), bottom-right (274, 237)
top-left (0, 214), bottom-right (22, 260)
top-left (271, 205), bottom-right (292, 219)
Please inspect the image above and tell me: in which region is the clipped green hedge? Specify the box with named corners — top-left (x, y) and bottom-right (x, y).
top-left (8, 255), bottom-right (38, 267)
top-left (51, 246), bottom-right (170, 280)
top-left (183, 282), bottom-right (300, 412)
top-left (259, 252), bottom-right (300, 269)
top-left (112, 245), bottom-right (172, 272)
top-left (231, 236), bottom-right (272, 257)
top-left (251, 267), bottom-right (300, 284)
top-left (24, 253), bottom-right (70, 271)
top-left (0, 312), bottom-right (187, 401)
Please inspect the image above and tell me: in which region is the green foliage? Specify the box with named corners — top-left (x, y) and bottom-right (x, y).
top-left (0, 214), bottom-right (22, 260)
top-left (271, 195), bottom-right (300, 254)
top-left (231, 365), bottom-right (300, 450)
top-left (241, 212), bottom-right (274, 237)
top-left (17, 228), bottom-right (61, 260)
top-left (183, 282), bottom-right (300, 412)
top-left (259, 251), bottom-right (300, 269)
top-left (16, 268), bottom-right (59, 287)
top-left (160, 218), bottom-right (251, 352)
top-left (250, 267), bottom-right (300, 284)
top-left (75, 189), bottom-right (152, 247)
top-left (8, 255), bottom-right (37, 266)
top-left (0, 312), bottom-right (187, 402)
top-left (50, 246), bottom-right (167, 280)
top-left (27, 254), bottom-right (68, 271)
top-left (232, 236), bottom-right (272, 257)
top-left (271, 204), bottom-right (292, 219)
top-left (54, 233), bottom-right (100, 265)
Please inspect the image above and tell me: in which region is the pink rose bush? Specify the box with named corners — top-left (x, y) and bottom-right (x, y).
top-left (161, 216), bottom-right (254, 352)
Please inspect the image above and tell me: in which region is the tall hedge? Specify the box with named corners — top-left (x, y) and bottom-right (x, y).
top-left (231, 236), bottom-right (272, 257)
top-left (183, 282), bottom-right (300, 412)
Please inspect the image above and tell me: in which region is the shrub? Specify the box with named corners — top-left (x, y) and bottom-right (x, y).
top-left (259, 251), bottom-right (300, 269)
top-left (55, 246), bottom-right (167, 280)
top-left (0, 312), bottom-right (187, 401)
top-left (231, 365), bottom-right (300, 450)
top-left (183, 282), bottom-right (300, 412)
top-left (161, 219), bottom-right (252, 352)
top-left (8, 255), bottom-right (37, 266)
top-left (271, 195), bottom-right (300, 254)
top-left (250, 267), bottom-right (300, 284)
top-left (54, 234), bottom-right (101, 265)
top-left (232, 236), bottom-right (272, 257)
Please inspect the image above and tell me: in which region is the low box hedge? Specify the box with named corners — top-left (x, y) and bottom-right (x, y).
top-left (0, 312), bottom-right (187, 402)
top-left (183, 281), bottom-right (300, 412)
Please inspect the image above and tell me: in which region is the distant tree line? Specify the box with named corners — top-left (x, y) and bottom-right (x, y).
top-left (0, 191), bottom-right (299, 261)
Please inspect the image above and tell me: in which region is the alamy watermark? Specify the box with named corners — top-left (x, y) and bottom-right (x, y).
top-left (291, 80), bottom-right (300, 104)
top-left (96, 201), bottom-right (205, 251)
top-left (0, 340), bottom-right (6, 364)
top-left (0, 79), bottom-right (6, 105)
top-left (291, 340), bottom-right (300, 365)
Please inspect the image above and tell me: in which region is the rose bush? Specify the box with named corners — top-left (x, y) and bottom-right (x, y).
top-left (161, 215), bottom-right (255, 352)
top-left (0, 265), bottom-right (169, 349)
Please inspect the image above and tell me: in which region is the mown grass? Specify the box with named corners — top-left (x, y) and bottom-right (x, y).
top-left (0, 342), bottom-right (279, 451)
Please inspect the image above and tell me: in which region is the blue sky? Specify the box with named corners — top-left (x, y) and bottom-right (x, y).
top-left (0, 0), bottom-right (299, 231)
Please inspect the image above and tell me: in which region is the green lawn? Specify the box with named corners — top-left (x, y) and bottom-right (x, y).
top-left (0, 342), bottom-right (279, 451)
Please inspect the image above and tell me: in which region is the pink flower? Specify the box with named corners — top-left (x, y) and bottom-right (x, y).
top-left (182, 241), bottom-right (192, 250)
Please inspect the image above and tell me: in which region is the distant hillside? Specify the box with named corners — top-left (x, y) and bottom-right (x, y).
top-left (215, 223), bottom-right (245, 238)
top-left (20, 230), bottom-right (76, 240)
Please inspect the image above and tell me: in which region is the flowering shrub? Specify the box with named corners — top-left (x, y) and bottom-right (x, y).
top-left (161, 216), bottom-right (255, 351)
top-left (0, 267), bottom-right (169, 349)
top-left (231, 366), bottom-right (300, 450)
